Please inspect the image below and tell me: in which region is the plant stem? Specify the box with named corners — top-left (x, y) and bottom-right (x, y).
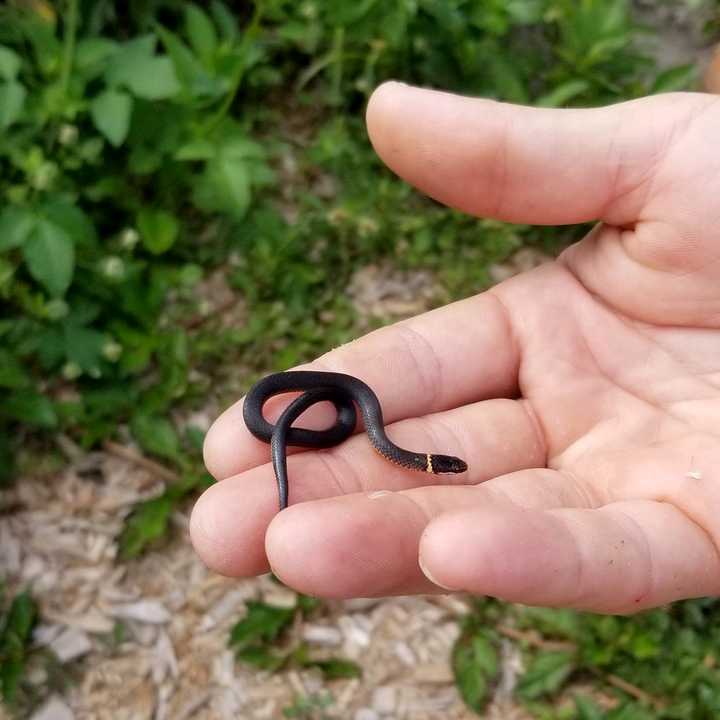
top-left (329, 27), bottom-right (345, 106)
top-left (59, 0), bottom-right (79, 99)
top-left (204, 1), bottom-right (265, 134)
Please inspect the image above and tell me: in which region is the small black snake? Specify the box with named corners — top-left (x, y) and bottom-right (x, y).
top-left (243, 370), bottom-right (468, 510)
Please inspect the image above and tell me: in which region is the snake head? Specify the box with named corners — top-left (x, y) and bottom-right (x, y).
top-left (430, 454), bottom-right (468, 474)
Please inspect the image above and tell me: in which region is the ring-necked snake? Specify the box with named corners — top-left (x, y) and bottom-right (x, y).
top-left (243, 370), bottom-right (468, 510)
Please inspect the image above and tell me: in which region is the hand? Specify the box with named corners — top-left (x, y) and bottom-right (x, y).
top-left (190, 83), bottom-right (720, 613)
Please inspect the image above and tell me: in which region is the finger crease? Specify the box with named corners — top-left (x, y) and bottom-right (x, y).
top-left (313, 449), bottom-right (364, 498)
top-left (394, 323), bottom-right (443, 411)
top-left (611, 507), bottom-right (656, 608)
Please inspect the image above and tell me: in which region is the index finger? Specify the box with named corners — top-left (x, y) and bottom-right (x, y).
top-left (203, 290), bottom-right (520, 480)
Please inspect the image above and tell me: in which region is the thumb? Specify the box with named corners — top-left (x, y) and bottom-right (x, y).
top-left (366, 82), bottom-right (705, 228)
top-left (418, 498), bottom-right (720, 613)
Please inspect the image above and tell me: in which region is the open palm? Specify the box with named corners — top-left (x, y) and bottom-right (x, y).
top-left (191, 84), bottom-right (720, 613)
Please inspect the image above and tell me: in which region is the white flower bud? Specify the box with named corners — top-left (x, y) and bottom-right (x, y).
top-left (300, 1), bottom-right (317, 19)
top-left (197, 299), bottom-right (212, 316)
top-left (31, 162), bottom-right (57, 190)
top-left (357, 215), bottom-right (379, 236)
top-left (99, 256), bottom-right (125, 281)
top-left (58, 124), bottom-right (79, 145)
top-left (62, 362), bottom-right (82, 380)
top-left (102, 340), bottom-right (122, 362)
top-left (119, 228), bottom-right (139, 249)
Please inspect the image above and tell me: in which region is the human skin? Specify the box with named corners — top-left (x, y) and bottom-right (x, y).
top-left (190, 82), bottom-right (720, 614)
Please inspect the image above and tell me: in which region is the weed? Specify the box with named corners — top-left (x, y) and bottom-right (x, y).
top-left (454, 598), bottom-right (720, 717)
top-left (0, 586), bottom-right (37, 706)
top-left (229, 595), bottom-right (361, 680)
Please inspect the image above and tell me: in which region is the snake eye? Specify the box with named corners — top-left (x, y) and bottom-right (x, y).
top-left (431, 454), bottom-right (468, 474)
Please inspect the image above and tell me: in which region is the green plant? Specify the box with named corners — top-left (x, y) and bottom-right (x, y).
top-left (0, 2), bottom-right (271, 488)
top-left (0, 587), bottom-right (37, 706)
top-left (229, 595), bottom-right (361, 680)
top-left (261, 0), bottom-right (692, 107)
top-left (283, 692), bottom-right (334, 719)
top-left (453, 599), bottom-right (720, 718)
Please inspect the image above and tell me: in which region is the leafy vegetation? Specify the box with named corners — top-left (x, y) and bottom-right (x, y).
top-left (1, 0), bottom-right (718, 715)
top-left (453, 598), bottom-right (720, 718)
top-left (0, 0), bottom-right (699, 497)
top-left (0, 587), bottom-right (37, 705)
top-left (282, 692), bottom-right (335, 719)
top-left (229, 594), bottom-right (361, 679)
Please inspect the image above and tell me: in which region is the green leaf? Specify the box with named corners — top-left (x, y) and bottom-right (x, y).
top-left (0, 46), bottom-right (21, 81)
top-left (118, 493), bottom-right (174, 559)
top-left (0, 657), bottom-right (22, 704)
top-left (126, 57), bottom-right (180, 99)
top-left (194, 154), bottom-right (250, 218)
top-left (185, 4), bottom-right (219, 64)
top-left (14, 8), bottom-right (60, 75)
top-left (0, 590), bottom-right (37, 704)
top-left (41, 201), bottom-right (97, 248)
top-left (506, 0), bottom-right (544, 23)
top-left (137, 209), bottom-right (179, 255)
top-left (64, 324), bottom-right (106, 374)
top-left (105, 36), bottom-right (181, 100)
top-left (90, 89), bottom-right (133, 146)
top-left (0, 207), bottom-right (35, 251)
top-left (453, 629), bottom-right (499, 712)
top-left (2, 391), bottom-right (57, 428)
top-left (487, 50), bottom-right (529, 103)
top-left (75, 38), bottom-right (119, 74)
top-left (236, 644), bottom-right (288, 672)
top-left (517, 650), bottom-right (576, 700)
top-left (296, 594), bottom-right (321, 615)
top-left (4, 591), bottom-right (36, 642)
top-left (0, 81), bottom-right (26, 130)
top-left (0, 258), bottom-right (14, 292)
top-left (574, 695), bottom-right (606, 720)
top-left (517, 607), bottom-right (581, 639)
top-left (105, 35), bottom-right (155, 77)
top-left (22, 219), bottom-right (74, 297)
top-left (83, 384), bottom-right (136, 420)
top-left (184, 425), bottom-right (206, 452)
top-left (210, 1), bottom-right (239, 41)
top-left (130, 413), bottom-right (181, 461)
top-left (0, 350), bottom-right (30, 388)
top-left (586, 35), bottom-right (630, 66)
top-left (174, 139), bottom-right (216, 161)
top-left (157, 26), bottom-right (221, 99)
top-left (611, 705), bottom-right (656, 720)
top-left (306, 657), bottom-right (362, 680)
top-left (230, 601), bottom-right (296, 652)
top-left (283, 694), bottom-right (334, 718)
top-left (536, 79), bottom-right (591, 107)
top-left (650, 64), bottom-right (697, 94)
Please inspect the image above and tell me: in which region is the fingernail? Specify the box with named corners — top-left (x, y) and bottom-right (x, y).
top-left (418, 554), bottom-right (460, 591)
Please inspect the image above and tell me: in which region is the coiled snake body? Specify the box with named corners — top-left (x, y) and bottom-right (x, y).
top-left (243, 370), bottom-right (468, 510)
